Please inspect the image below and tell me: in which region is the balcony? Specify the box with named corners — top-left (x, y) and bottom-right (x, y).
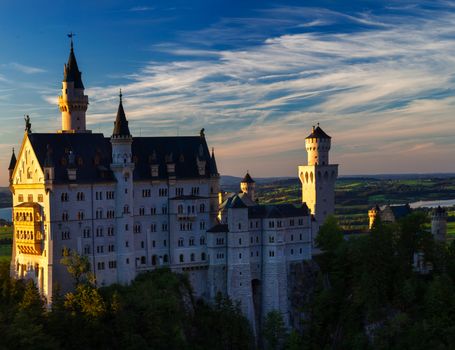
top-left (13, 202), bottom-right (44, 255)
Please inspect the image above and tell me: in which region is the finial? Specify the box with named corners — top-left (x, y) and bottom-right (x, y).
top-left (67, 32), bottom-right (76, 50)
top-left (12, 147), bottom-right (14, 155)
top-left (200, 128), bottom-right (205, 138)
top-left (119, 88), bottom-right (122, 103)
top-left (317, 122), bottom-right (320, 127)
top-left (211, 147), bottom-right (214, 156)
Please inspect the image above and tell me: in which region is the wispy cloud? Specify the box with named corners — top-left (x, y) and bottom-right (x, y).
top-left (7, 62), bottom-right (46, 74)
top-left (129, 6), bottom-right (154, 12)
top-left (40, 2), bottom-right (455, 176)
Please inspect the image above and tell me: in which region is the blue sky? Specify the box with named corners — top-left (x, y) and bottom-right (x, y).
top-left (1, 0), bottom-right (455, 184)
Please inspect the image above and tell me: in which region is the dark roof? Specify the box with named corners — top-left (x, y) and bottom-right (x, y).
top-left (241, 172), bottom-right (255, 183)
top-left (63, 44), bottom-right (84, 89)
top-left (112, 94), bottom-right (130, 137)
top-left (230, 195), bottom-right (247, 209)
top-left (8, 149), bottom-right (16, 170)
top-left (207, 224), bottom-right (229, 233)
top-left (381, 204), bottom-right (412, 220)
top-left (306, 125), bottom-right (331, 139)
top-left (28, 133), bottom-right (115, 184)
top-left (248, 203), bottom-right (309, 219)
top-left (27, 133), bottom-right (218, 184)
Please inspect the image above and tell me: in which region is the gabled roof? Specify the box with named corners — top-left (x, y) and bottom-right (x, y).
top-left (63, 44), bottom-right (84, 89)
top-left (241, 172), bottom-right (255, 183)
top-left (8, 149), bottom-right (16, 170)
top-left (28, 133), bottom-right (115, 184)
top-left (380, 204), bottom-right (412, 221)
top-left (230, 195), bottom-right (248, 209)
top-left (306, 125), bottom-right (331, 139)
top-left (112, 93), bottom-right (130, 137)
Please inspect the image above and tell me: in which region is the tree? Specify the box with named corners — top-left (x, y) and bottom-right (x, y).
top-left (315, 215), bottom-right (343, 252)
top-left (263, 310), bottom-right (287, 350)
top-left (60, 247), bottom-right (93, 286)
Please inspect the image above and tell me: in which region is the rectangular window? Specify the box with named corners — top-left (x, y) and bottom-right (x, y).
top-left (18, 194), bottom-right (24, 202)
top-left (37, 194), bottom-right (43, 202)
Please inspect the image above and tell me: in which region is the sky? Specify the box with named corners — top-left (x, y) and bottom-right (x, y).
top-left (1, 0), bottom-right (455, 185)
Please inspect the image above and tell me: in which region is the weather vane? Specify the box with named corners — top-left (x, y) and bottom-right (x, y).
top-left (67, 32), bottom-right (76, 48)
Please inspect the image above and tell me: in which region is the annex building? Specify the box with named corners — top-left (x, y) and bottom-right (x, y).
top-left (8, 42), bottom-right (338, 330)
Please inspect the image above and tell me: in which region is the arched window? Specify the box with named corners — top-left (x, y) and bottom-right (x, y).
top-left (200, 236), bottom-right (206, 245)
top-left (163, 254), bottom-right (169, 263)
top-left (199, 203), bottom-right (205, 213)
top-left (179, 254), bottom-right (184, 263)
top-left (151, 255), bottom-right (157, 266)
top-left (190, 253), bottom-right (195, 262)
top-left (201, 252), bottom-right (206, 261)
top-left (178, 205), bottom-right (183, 214)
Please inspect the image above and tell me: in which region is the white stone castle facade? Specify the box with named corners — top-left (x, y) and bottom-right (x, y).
top-left (9, 42), bottom-right (338, 329)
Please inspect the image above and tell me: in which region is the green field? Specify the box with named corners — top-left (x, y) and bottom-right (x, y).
top-left (255, 176), bottom-right (455, 232)
top-left (0, 226), bottom-right (12, 262)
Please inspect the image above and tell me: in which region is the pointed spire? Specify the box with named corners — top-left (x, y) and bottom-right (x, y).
top-left (8, 148), bottom-right (16, 170)
top-left (63, 34), bottom-right (84, 89)
top-left (112, 89), bottom-right (131, 137)
top-left (241, 171), bottom-right (255, 184)
top-left (210, 147), bottom-right (218, 175)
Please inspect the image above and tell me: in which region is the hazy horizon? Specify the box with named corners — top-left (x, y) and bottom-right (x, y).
top-left (1, 0), bottom-right (455, 185)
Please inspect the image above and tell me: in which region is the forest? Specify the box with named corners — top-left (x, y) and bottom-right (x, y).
top-left (1, 213), bottom-right (454, 349)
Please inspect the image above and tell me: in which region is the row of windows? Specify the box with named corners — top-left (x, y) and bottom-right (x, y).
top-left (61, 191), bottom-right (115, 202)
top-left (178, 236), bottom-right (206, 247)
top-left (267, 218), bottom-right (304, 229)
top-left (18, 194), bottom-right (43, 203)
top-left (177, 204), bottom-right (205, 214)
top-left (179, 252), bottom-right (206, 263)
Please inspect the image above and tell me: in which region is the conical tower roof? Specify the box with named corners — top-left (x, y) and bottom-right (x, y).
top-left (306, 124), bottom-right (331, 139)
top-left (112, 90), bottom-right (131, 137)
top-left (63, 41), bottom-right (84, 89)
top-left (241, 172), bottom-right (255, 184)
top-left (8, 148), bottom-right (16, 170)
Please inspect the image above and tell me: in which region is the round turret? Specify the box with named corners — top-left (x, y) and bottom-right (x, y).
top-left (305, 124), bottom-right (331, 166)
top-left (431, 206), bottom-right (447, 242)
top-left (240, 172), bottom-right (256, 202)
top-left (368, 205), bottom-right (380, 230)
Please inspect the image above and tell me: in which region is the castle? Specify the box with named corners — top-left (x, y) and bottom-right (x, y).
top-left (8, 42), bottom-right (337, 329)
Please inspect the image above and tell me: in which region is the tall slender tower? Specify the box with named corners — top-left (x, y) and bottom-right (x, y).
top-left (110, 91), bottom-right (135, 283)
top-left (58, 38), bottom-right (90, 133)
top-left (298, 124), bottom-right (338, 225)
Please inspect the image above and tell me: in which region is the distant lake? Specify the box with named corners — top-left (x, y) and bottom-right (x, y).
top-left (0, 207), bottom-right (11, 222)
top-left (410, 199), bottom-right (455, 209)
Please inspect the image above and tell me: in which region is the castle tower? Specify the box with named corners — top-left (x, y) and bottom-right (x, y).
top-left (298, 124), bottom-right (338, 225)
top-left (431, 206), bottom-right (447, 242)
top-left (226, 196), bottom-right (256, 332)
top-left (368, 205), bottom-right (380, 230)
top-left (110, 91), bottom-right (135, 284)
top-left (58, 39), bottom-right (89, 133)
top-left (240, 172), bottom-right (256, 202)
